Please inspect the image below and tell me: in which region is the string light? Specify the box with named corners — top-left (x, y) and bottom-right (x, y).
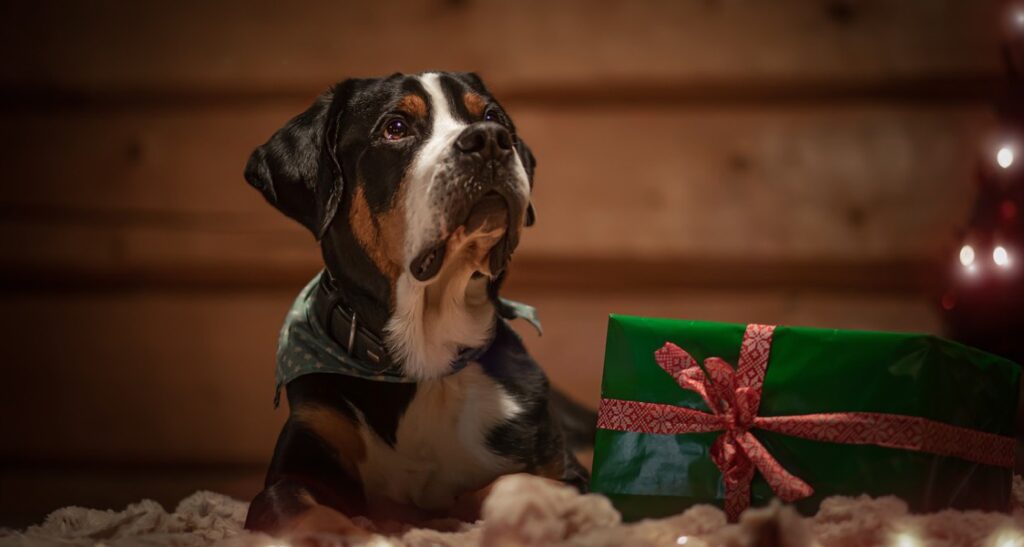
top-left (676, 536), bottom-right (689, 545)
top-left (994, 245), bottom-right (1011, 267)
top-left (990, 529), bottom-right (1024, 547)
top-left (997, 146), bottom-right (1015, 169)
top-left (893, 532), bottom-right (920, 547)
top-left (960, 244), bottom-right (976, 267)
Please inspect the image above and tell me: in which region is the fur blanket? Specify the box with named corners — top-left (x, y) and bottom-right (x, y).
top-left (4, 475), bottom-right (1024, 546)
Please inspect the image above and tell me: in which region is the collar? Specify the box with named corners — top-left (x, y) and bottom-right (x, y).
top-left (312, 271), bottom-right (397, 370)
top-left (273, 271), bottom-right (541, 407)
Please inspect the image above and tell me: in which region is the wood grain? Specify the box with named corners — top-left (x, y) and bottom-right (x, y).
top-left (0, 0), bottom-right (979, 479)
top-left (0, 1), bottom-right (1003, 97)
top-left (0, 104), bottom-right (992, 286)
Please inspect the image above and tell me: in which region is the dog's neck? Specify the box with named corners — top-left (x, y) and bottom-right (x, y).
top-left (321, 228), bottom-right (396, 339)
top-left (385, 269), bottom-right (496, 380)
top-left (322, 229), bottom-right (499, 382)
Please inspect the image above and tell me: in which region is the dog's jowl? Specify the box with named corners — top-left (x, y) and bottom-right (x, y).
top-left (243, 72), bottom-right (594, 534)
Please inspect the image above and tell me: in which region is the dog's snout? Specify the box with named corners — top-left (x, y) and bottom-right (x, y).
top-left (454, 123), bottom-right (512, 156)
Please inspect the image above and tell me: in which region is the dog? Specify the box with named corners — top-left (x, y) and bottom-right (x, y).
top-left (242, 72), bottom-right (594, 535)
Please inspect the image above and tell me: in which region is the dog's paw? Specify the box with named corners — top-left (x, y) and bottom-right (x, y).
top-left (279, 505), bottom-right (375, 546)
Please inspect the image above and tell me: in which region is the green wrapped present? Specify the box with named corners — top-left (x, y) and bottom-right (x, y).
top-left (590, 315), bottom-right (1019, 522)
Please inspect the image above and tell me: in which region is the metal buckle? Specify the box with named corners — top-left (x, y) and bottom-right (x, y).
top-left (347, 311), bottom-right (358, 354)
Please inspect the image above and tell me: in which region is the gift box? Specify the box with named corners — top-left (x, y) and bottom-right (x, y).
top-left (590, 315), bottom-right (1020, 522)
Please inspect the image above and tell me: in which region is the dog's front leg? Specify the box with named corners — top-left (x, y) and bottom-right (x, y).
top-left (526, 407), bottom-right (591, 493)
top-left (246, 409), bottom-right (369, 537)
top-left (246, 477), bottom-right (369, 538)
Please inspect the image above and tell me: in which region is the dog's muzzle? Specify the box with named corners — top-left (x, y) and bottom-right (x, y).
top-left (410, 122), bottom-right (527, 282)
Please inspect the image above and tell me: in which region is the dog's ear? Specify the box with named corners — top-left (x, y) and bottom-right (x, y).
top-left (244, 84), bottom-right (348, 239)
top-left (516, 139), bottom-right (538, 227)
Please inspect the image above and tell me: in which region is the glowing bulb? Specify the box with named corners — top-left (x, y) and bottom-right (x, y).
top-left (676, 536), bottom-right (689, 545)
top-left (959, 244), bottom-right (976, 266)
top-left (997, 146), bottom-right (1015, 169)
top-left (894, 532), bottom-right (919, 547)
top-left (992, 529), bottom-right (1024, 547)
top-left (1016, 8), bottom-right (1024, 27)
top-left (994, 245), bottom-right (1011, 267)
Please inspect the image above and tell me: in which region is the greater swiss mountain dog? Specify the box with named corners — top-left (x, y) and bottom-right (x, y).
top-left (242, 72), bottom-right (594, 535)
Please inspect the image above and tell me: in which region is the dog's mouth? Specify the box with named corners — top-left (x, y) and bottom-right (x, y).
top-left (410, 190), bottom-right (522, 282)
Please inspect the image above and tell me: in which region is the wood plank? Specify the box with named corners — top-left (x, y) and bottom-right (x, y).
top-left (0, 290), bottom-right (293, 464)
top-left (0, 1), bottom-right (1004, 96)
top-left (0, 104), bottom-right (993, 274)
top-left (0, 216), bottom-right (318, 289)
top-left (0, 288), bottom-right (939, 464)
top-left (2, 76), bottom-right (1008, 112)
top-left (0, 105), bottom-right (293, 217)
top-left (517, 105), bottom-right (990, 261)
top-left (0, 217), bottom-right (935, 293)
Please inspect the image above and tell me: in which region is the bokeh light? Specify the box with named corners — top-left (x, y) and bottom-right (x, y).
top-left (994, 245), bottom-right (1011, 267)
top-left (960, 244), bottom-right (976, 267)
top-left (997, 146), bottom-right (1015, 169)
top-left (893, 532), bottom-right (919, 547)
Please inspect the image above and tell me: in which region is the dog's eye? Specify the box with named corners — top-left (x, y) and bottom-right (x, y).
top-left (383, 119), bottom-right (408, 141)
top-left (483, 109), bottom-right (501, 124)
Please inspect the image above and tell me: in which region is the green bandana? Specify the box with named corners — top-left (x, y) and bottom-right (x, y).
top-left (274, 272), bottom-right (541, 406)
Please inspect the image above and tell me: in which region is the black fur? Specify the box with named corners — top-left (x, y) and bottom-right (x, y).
top-left (244, 86), bottom-right (346, 239)
top-left (244, 72), bottom-right (591, 533)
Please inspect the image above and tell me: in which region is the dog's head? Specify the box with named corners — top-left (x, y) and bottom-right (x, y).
top-left (246, 71), bottom-right (535, 284)
top-left (245, 72), bottom-right (536, 378)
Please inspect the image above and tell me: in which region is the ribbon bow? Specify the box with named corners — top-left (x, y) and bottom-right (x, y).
top-left (653, 324), bottom-right (811, 519)
top-left (597, 324), bottom-right (1014, 521)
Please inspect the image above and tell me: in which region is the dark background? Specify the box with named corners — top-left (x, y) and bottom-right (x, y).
top-left (0, 0), bottom-right (1016, 528)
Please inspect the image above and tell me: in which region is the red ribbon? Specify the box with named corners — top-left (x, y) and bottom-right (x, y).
top-left (597, 324), bottom-right (1015, 521)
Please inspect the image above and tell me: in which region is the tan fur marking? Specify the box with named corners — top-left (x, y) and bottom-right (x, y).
top-left (293, 404), bottom-right (367, 477)
top-left (398, 94), bottom-right (427, 118)
top-left (463, 92), bottom-right (486, 118)
top-left (284, 504), bottom-right (370, 538)
top-left (377, 186), bottom-right (408, 279)
top-left (349, 185), bottom-right (405, 280)
top-left (349, 185), bottom-right (377, 251)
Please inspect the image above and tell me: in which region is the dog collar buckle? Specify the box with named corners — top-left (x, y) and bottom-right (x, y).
top-left (347, 311), bottom-right (358, 354)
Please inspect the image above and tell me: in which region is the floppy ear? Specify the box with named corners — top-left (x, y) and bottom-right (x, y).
top-left (244, 85), bottom-right (347, 239)
top-left (516, 139), bottom-right (538, 227)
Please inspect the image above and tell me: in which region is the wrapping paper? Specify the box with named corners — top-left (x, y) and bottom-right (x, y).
top-left (591, 315), bottom-right (1019, 521)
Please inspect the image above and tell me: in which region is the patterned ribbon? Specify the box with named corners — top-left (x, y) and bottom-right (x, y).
top-left (597, 324), bottom-right (1015, 521)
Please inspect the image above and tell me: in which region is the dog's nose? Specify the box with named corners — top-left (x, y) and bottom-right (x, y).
top-left (455, 123), bottom-right (512, 157)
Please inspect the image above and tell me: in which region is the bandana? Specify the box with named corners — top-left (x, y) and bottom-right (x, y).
top-left (274, 271), bottom-right (541, 406)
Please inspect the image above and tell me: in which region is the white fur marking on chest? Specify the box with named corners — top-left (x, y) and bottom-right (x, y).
top-left (386, 271), bottom-right (495, 380)
top-left (356, 364), bottom-right (524, 511)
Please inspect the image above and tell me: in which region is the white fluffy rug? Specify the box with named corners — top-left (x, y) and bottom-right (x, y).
top-left (4, 475), bottom-right (1024, 546)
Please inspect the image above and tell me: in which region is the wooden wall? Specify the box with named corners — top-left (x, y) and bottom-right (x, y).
top-left (0, 0), bottom-right (1007, 524)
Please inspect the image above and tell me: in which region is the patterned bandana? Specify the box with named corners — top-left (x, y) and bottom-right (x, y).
top-left (273, 272), bottom-right (541, 407)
